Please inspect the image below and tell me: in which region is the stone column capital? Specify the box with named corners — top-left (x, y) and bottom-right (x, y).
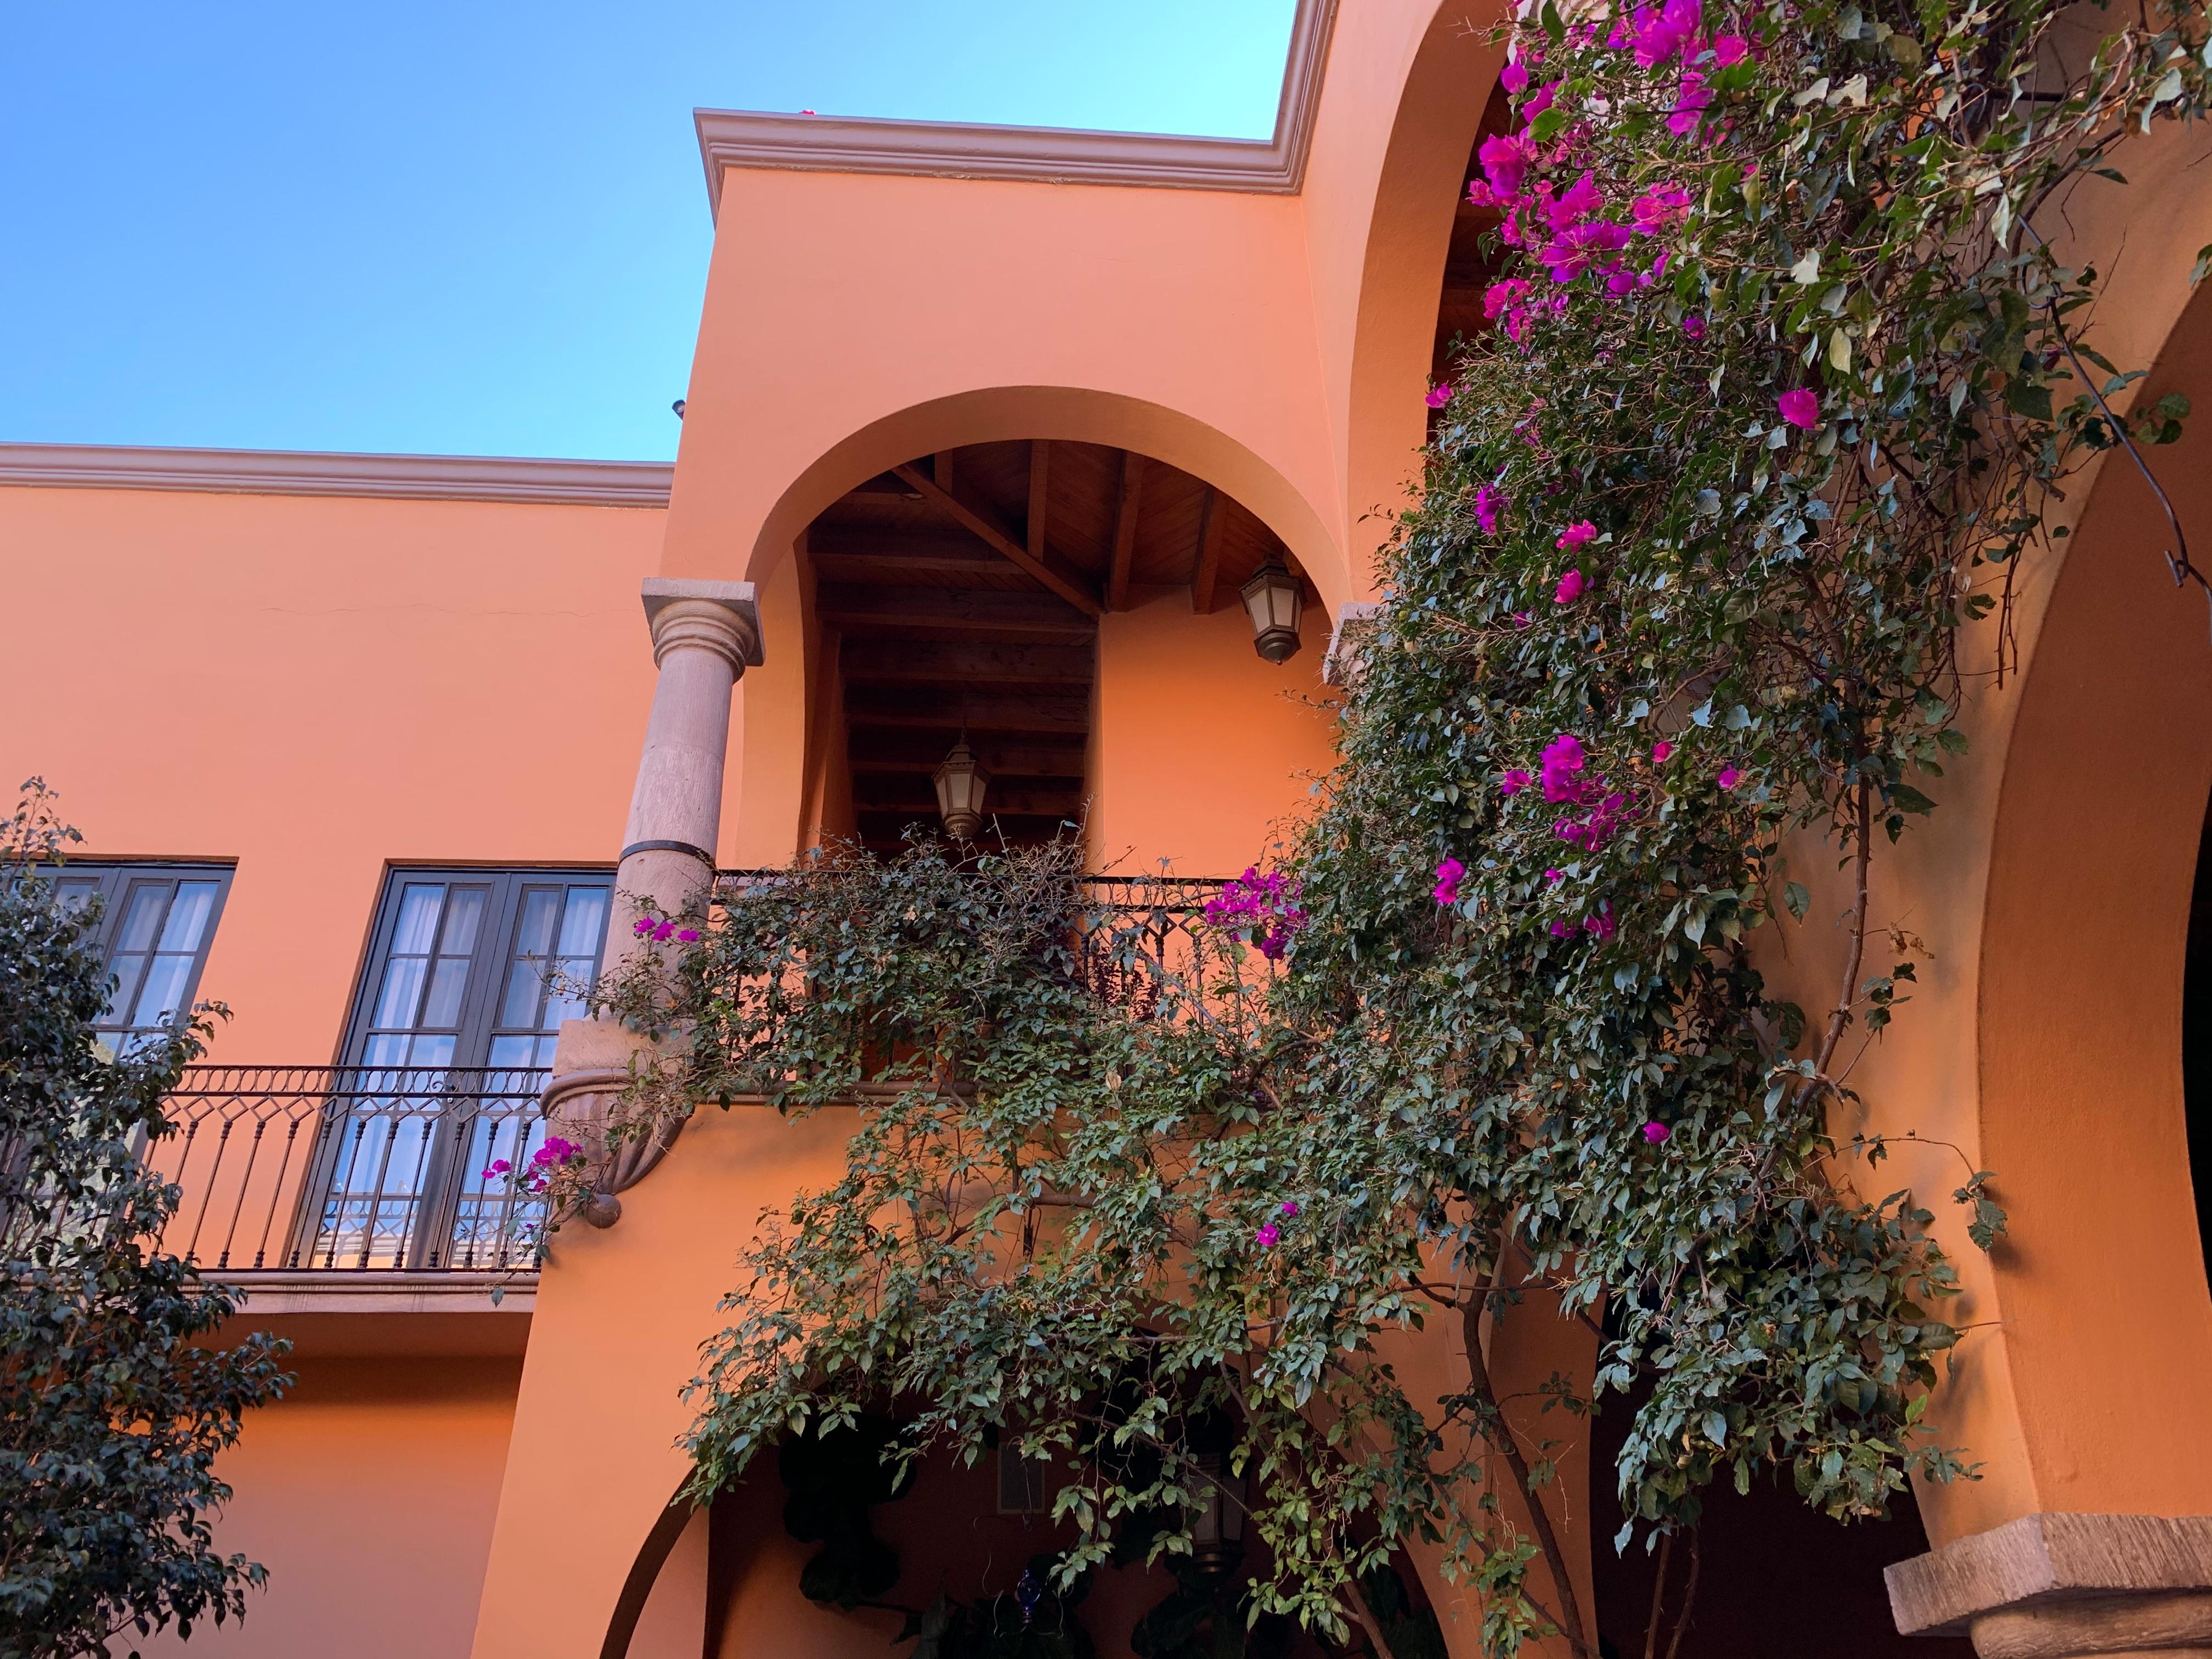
top-left (1889, 1513), bottom-right (2212, 1657)
top-left (641, 577), bottom-right (764, 673)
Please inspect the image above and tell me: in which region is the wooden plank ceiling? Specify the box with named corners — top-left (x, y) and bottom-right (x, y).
top-left (811, 441), bottom-right (1294, 854)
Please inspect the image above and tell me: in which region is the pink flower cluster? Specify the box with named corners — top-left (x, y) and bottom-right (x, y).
top-left (1433, 857), bottom-right (1465, 906)
top-left (1255, 1198), bottom-right (1300, 1249)
top-left (1462, 5), bottom-right (1759, 336)
top-left (481, 1133), bottom-right (582, 1193)
top-left (633, 916), bottom-right (701, 943)
top-left (1205, 866), bottom-right (1310, 960)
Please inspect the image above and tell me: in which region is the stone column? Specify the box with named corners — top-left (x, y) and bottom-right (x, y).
top-left (543, 577), bottom-right (761, 1223)
top-left (1888, 1513), bottom-right (2212, 1657)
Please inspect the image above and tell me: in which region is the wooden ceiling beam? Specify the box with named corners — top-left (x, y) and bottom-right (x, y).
top-left (848, 731), bottom-right (1087, 774)
top-left (1027, 440), bottom-right (1050, 568)
top-left (1107, 450), bottom-right (1144, 611)
top-left (843, 640), bottom-right (1093, 686)
top-left (891, 462), bottom-right (1103, 617)
top-left (843, 686), bottom-right (1090, 735)
top-left (816, 583), bottom-right (1094, 640)
top-left (853, 777), bottom-right (1087, 816)
top-left (1190, 486), bottom-right (1227, 614)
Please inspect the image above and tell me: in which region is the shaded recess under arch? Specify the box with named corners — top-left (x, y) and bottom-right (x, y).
top-left (808, 440), bottom-right (1314, 854)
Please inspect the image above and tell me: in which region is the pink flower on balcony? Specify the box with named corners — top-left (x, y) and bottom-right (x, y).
top-left (1426, 383), bottom-right (1453, 409)
top-left (1710, 33), bottom-right (1751, 64)
top-left (1681, 315), bottom-right (1707, 338)
top-left (1643, 1120), bottom-right (1672, 1143)
top-left (480, 1158), bottom-right (512, 1180)
top-left (1474, 483), bottom-right (1505, 534)
top-left (1632, 0), bottom-right (1702, 67)
top-left (1500, 60), bottom-right (1531, 93)
top-left (1255, 1223), bottom-right (1280, 1249)
top-left (1652, 740), bottom-right (1674, 762)
top-left (633, 917), bottom-right (655, 936)
top-left (1556, 520), bottom-right (1596, 551)
top-left (1778, 387), bottom-right (1820, 429)
top-left (1717, 765), bottom-right (1743, 791)
top-left (1584, 906), bottom-right (1617, 941)
top-left (1554, 568), bottom-right (1586, 605)
top-left (1479, 131), bottom-right (1534, 198)
top-left (1539, 734), bottom-right (1587, 802)
top-left (1667, 71), bottom-right (1713, 137)
top-left (676, 928), bottom-right (701, 943)
top-left (1434, 856), bottom-right (1466, 903)
top-left (1280, 1200), bottom-right (1301, 1217)
top-left (1512, 611), bottom-right (1532, 628)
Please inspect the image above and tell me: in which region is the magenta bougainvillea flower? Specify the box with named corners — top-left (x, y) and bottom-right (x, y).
top-left (1544, 868), bottom-right (1563, 883)
top-left (1500, 60), bottom-right (1531, 93)
top-left (1433, 856), bottom-right (1466, 903)
top-left (1710, 32), bottom-right (1750, 63)
top-left (1778, 388), bottom-right (1820, 428)
top-left (1512, 611), bottom-right (1532, 628)
top-left (1279, 1200), bottom-right (1301, 1218)
top-left (1548, 918), bottom-right (1575, 938)
top-left (1426, 383), bottom-right (1453, 409)
top-left (480, 1158), bottom-right (512, 1180)
top-left (1554, 568), bottom-right (1586, 605)
top-left (1522, 80), bottom-right (1559, 119)
top-left (1667, 70), bottom-right (1712, 136)
top-left (1631, 0), bottom-right (1702, 67)
top-left (1642, 1121), bottom-right (1672, 1144)
top-left (1473, 483), bottom-right (1504, 534)
top-left (1479, 131), bottom-right (1534, 197)
top-left (1630, 185), bottom-right (1692, 233)
top-left (1556, 520), bottom-right (1596, 550)
top-left (1583, 906), bottom-right (1617, 941)
top-left (1205, 867), bottom-right (1308, 958)
top-left (676, 928), bottom-right (700, 942)
top-left (1255, 1223), bottom-right (1280, 1249)
top-left (1539, 734), bottom-right (1587, 800)
top-left (1717, 765), bottom-right (1743, 790)
top-left (1500, 770), bottom-right (1533, 797)
top-left (1652, 740), bottom-right (1674, 762)
top-left (1681, 315), bottom-right (1707, 338)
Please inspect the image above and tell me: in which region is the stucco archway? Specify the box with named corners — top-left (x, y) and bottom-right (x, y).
top-left (1973, 268), bottom-right (2212, 1523)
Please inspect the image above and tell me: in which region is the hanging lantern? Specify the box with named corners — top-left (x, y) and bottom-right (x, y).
top-left (1188, 1448), bottom-right (1247, 1578)
top-left (933, 737), bottom-right (989, 840)
top-left (1239, 557), bottom-right (1305, 663)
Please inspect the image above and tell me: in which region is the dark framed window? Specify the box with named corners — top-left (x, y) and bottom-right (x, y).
top-left (40, 862), bottom-right (234, 1050)
top-left (303, 867), bottom-right (612, 1270)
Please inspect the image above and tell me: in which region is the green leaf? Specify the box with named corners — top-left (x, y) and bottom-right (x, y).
top-left (1785, 882), bottom-right (1811, 921)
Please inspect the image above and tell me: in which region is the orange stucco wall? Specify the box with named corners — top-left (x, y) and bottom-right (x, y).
top-left (1090, 591), bottom-right (1336, 875)
top-left (0, 483), bottom-right (670, 1062)
top-left (134, 1358), bottom-right (523, 1659)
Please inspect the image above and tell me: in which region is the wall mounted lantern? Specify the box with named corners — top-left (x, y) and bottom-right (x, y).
top-left (933, 737), bottom-right (989, 840)
top-left (1239, 557), bottom-right (1305, 663)
top-left (1188, 1449), bottom-right (1247, 1577)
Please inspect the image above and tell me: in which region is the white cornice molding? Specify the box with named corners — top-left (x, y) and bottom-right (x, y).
top-left (693, 0), bottom-right (1339, 217)
top-left (0, 443), bottom-right (673, 508)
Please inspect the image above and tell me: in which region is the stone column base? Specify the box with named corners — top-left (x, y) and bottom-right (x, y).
top-left (1888, 1514), bottom-right (2212, 1658)
top-left (541, 1017), bottom-right (692, 1225)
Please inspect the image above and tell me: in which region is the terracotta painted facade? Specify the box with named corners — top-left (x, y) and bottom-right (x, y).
top-left (5, 2), bottom-right (2211, 1655)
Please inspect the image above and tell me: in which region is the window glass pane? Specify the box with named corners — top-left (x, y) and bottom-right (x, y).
top-left (128, 953), bottom-right (193, 1028)
top-left (441, 887), bottom-right (487, 956)
top-left (407, 1033), bottom-right (456, 1068)
top-left (420, 957), bottom-right (470, 1029)
top-left (487, 1034), bottom-right (541, 1070)
top-left (391, 884), bottom-right (445, 954)
top-left (54, 877), bottom-right (99, 913)
top-left (158, 881), bottom-right (219, 951)
top-left (371, 956), bottom-right (428, 1031)
top-left (115, 885), bottom-right (167, 952)
top-left (498, 958), bottom-right (544, 1029)
top-left (544, 960), bottom-right (592, 1028)
top-left (557, 888), bottom-right (607, 958)
top-left (105, 953), bottom-right (149, 1026)
top-left (514, 889), bottom-right (560, 957)
top-left (363, 1032), bottom-right (410, 1068)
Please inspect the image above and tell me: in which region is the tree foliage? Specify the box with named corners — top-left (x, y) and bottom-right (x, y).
top-left (587, 0), bottom-right (2212, 1651)
top-left (0, 785), bottom-right (290, 1659)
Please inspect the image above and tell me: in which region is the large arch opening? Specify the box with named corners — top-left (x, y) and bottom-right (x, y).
top-left (799, 439), bottom-right (1314, 858)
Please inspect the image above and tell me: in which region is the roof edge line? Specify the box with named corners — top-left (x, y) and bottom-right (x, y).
top-left (695, 0), bottom-right (1339, 217)
top-left (0, 443), bottom-right (674, 508)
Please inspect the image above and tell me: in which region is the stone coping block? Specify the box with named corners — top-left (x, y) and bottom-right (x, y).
top-left (1888, 1513), bottom-right (2212, 1637)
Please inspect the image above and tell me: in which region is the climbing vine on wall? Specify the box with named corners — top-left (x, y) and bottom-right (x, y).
top-left (589, 2), bottom-right (2212, 1654)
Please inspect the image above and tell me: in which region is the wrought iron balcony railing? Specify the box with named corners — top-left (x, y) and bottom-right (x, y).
top-left (160, 1065), bottom-right (550, 1274)
top-left (159, 879), bottom-right (1239, 1277)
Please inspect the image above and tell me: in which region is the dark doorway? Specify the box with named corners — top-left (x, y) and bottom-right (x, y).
top-left (1587, 1386), bottom-right (1972, 1658)
top-left (2181, 792), bottom-right (2212, 1265)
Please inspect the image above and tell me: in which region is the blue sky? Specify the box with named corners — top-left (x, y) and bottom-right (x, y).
top-left (1, 3), bottom-right (1296, 462)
